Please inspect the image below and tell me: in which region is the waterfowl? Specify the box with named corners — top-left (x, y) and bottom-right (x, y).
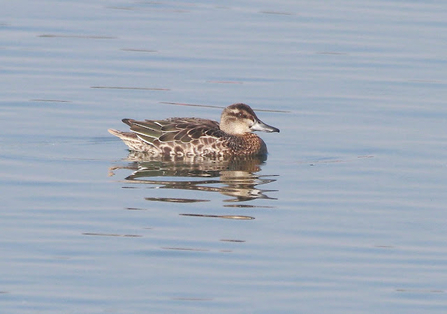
top-left (108, 103), bottom-right (279, 157)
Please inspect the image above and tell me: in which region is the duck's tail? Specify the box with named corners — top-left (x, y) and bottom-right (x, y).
top-left (108, 129), bottom-right (149, 152)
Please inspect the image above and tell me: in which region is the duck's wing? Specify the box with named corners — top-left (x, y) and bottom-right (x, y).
top-left (122, 117), bottom-right (223, 145)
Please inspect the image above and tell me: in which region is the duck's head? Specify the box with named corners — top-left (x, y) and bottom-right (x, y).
top-left (220, 103), bottom-right (280, 136)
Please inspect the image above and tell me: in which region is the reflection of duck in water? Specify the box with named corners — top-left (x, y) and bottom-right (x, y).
top-left (108, 103), bottom-right (279, 157)
top-left (110, 153), bottom-right (277, 203)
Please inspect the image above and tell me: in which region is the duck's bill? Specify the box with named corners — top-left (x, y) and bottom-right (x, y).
top-left (250, 119), bottom-right (280, 133)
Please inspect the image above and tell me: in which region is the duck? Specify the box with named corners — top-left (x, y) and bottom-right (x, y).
top-left (108, 103), bottom-right (279, 157)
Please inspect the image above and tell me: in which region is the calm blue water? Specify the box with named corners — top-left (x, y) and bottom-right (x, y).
top-left (1, 1), bottom-right (447, 313)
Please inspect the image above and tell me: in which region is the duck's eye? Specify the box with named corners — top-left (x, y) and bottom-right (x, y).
top-left (236, 112), bottom-right (243, 118)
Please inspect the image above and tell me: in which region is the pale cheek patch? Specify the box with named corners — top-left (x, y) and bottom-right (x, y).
top-left (232, 122), bottom-right (251, 134)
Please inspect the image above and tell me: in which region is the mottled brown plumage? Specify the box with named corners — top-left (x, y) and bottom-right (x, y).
top-left (108, 103), bottom-right (279, 157)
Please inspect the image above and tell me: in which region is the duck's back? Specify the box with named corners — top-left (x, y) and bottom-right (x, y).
top-left (112, 117), bottom-right (234, 157)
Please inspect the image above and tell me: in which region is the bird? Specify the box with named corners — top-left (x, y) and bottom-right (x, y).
top-left (108, 103), bottom-right (279, 157)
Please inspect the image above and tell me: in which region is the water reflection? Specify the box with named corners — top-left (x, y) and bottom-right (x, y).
top-left (110, 152), bottom-right (278, 203)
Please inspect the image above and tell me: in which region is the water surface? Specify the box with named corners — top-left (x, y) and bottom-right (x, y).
top-left (1, 1), bottom-right (447, 313)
